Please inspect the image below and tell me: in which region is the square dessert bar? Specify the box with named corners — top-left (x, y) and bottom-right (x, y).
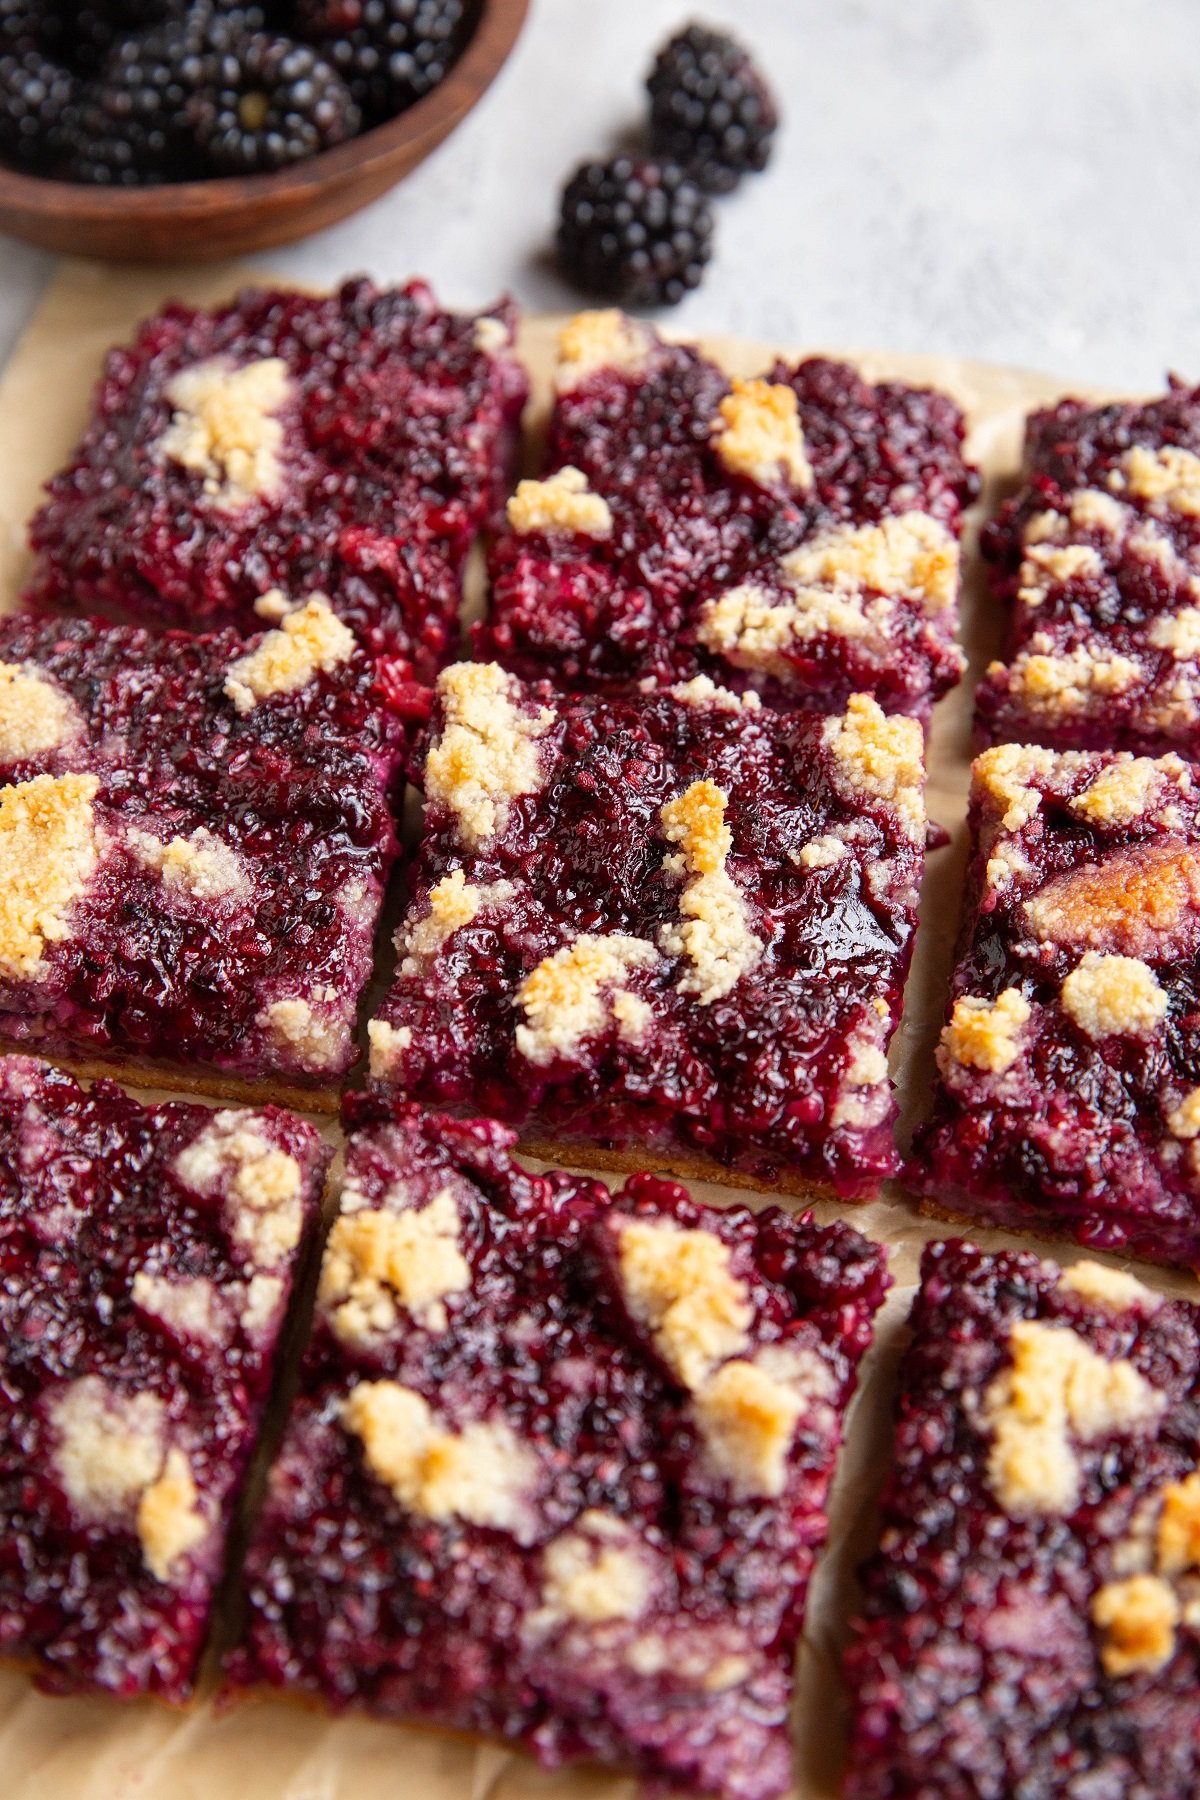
top-left (26, 279), bottom-right (528, 674)
top-left (365, 661), bottom-right (928, 1197)
top-left (478, 310), bottom-right (977, 717)
top-left (916, 742), bottom-right (1200, 1267)
top-left (229, 1100), bottom-right (890, 1800)
top-left (845, 1240), bottom-right (1200, 1800)
top-left (0, 1055), bottom-right (329, 1701)
top-left (0, 603), bottom-right (412, 1103)
top-left (977, 378), bottom-right (1200, 753)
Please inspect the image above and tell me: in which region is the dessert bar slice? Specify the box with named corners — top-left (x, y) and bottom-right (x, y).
top-left (0, 1055), bottom-right (329, 1701)
top-left (0, 604), bottom-right (412, 1103)
top-left (916, 742), bottom-right (1200, 1267)
top-left (977, 378), bottom-right (1200, 753)
top-left (478, 310), bottom-right (976, 717)
top-left (26, 279), bottom-right (528, 675)
top-left (229, 1100), bottom-right (890, 1800)
top-left (365, 662), bottom-right (928, 1197)
top-left (844, 1239), bottom-right (1200, 1800)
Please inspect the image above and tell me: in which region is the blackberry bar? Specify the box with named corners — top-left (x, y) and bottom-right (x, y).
top-left (478, 310), bottom-right (976, 717)
top-left (229, 1101), bottom-right (890, 1800)
top-left (0, 603), bottom-right (411, 1102)
top-left (365, 662), bottom-right (928, 1197)
top-left (845, 1240), bottom-right (1200, 1800)
top-left (0, 1055), bottom-right (328, 1700)
top-left (26, 279), bottom-right (528, 673)
top-left (977, 379), bottom-right (1200, 753)
top-left (917, 742), bottom-right (1200, 1266)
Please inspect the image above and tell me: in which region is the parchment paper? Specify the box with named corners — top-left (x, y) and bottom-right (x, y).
top-left (1, 262), bottom-right (1196, 1800)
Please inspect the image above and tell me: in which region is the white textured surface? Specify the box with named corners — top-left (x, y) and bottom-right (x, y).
top-left (1, 0), bottom-right (1199, 384)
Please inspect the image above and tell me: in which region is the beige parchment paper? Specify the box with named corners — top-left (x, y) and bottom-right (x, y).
top-left (0, 262), bottom-right (1196, 1800)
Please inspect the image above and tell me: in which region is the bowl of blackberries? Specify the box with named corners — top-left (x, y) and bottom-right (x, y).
top-left (0, 0), bottom-right (529, 260)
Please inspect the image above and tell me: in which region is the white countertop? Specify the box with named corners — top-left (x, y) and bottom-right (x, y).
top-left (1, 0), bottom-right (1198, 387)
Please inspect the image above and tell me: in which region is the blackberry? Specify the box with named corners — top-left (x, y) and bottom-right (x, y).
top-left (0, 0), bottom-right (51, 53)
top-left (0, 47), bottom-right (76, 169)
top-left (294, 0), bottom-right (467, 124)
top-left (556, 155), bottom-right (714, 309)
top-left (647, 22), bottom-right (778, 194)
top-left (187, 32), bottom-right (359, 173)
top-left (61, 1), bottom-right (189, 71)
top-left (62, 17), bottom-right (208, 184)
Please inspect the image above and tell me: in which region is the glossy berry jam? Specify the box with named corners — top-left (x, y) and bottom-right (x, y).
top-left (365, 667), bottom-right (927, 1195)
top-left (0, 1055), bottom-right (328, 1700)
top-left (916, 741), bottom-right (1200, 1267)
top-left (229, 1100), bottom-right (890, 1800)
top-left (977, 378), bottom-right (1200, 755)
top-left (26, 279), bottom-right (528, 675)
top-left (0, 609), bottom-right (415, 1088)
top-left (845, 1240), bottom-right (1200, 1800)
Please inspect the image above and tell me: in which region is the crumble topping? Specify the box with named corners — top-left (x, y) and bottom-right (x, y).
top-left (0, 662), bottom-right (80, 763)
top-left (1113, 444), bottom-right (1200, 518)
top-left (341, 1381), bottom-right (537, 1538)
top-left (1149, 606), bottom-right (1200, 660)
top-left (982, 1319), bottom-right (1166, 1518)
top-left (1092, 1575), bottom-right (1180, 1677)
top-left (507, 466), bottom-right (613, 538)
top-left (824, 695), bottom-right (925, 842)
top-left (939, 988), bottom-right (1031, 1076)
top-left (472, 316), bottom-right (509, 356)
top-left (797, 834), bottom-right (848, 869)
top-left (1018, 543), bottom-right (1104, 609)
top-left (1167, 1088), bottom-right (1200, 1139)
top-left (127, 824), bottom-right (249, 901)
top-left (616, 1218), bottom-right (752, 1391)
top-left (785, 513), bottom-right (959, 616)
top-left (318, 1188), bottom-right (470, 1341)
top-left (831, 1022), bottom-right (891, 1129)
top-left (158, 356), bottom-right (290, 510)
top-left (1024, 844), bottom-right (1200, 958)
top-left (1002, 645), bottom-right (1141, 716)
top-left (240, 1272), bottom-right (284, 1337)
top-left (665, 674), bottom-right (762, 712)
top-left (711, 377), bottom-right (812, 489)
top-left (131, 1271), bottom-right (223, 1341)
top-left (49, 1377), bottom-right (165, 1520)
top-left (367, 1019), bottom-right (412, 1079)
top-left (0, 771), bottom-right (101, 980)
top-left (1069, 759), bottom-right (1165, 826)
top-left (399, 871), bottom-right (515, 975)
top-left (974, 743), bottom-right (1061, 833)
top-left (555, 309), bottom-right (653, 392)
top-left (658, 778), bottom-right (763, 1004)
top-left (224, 594), bottom-right (355, 713)
top-left (1157, 1471), bottom-right (1200, 1575)
top-left (173, 1112), bottom-right (304, 1266)
top-left (424, 662), bottom-right (555, 850)
top-left (515, 933), bottom-right (659, 1064)
top-left (1070, 487), bottom-right (1128, 534)
top-left (137, 1448), bottom-right (207, 1584)
top-left (694, 1345), bottom-right (833, 1498)
top-left (261, 996), bottom-right (347, 1074)
top-left (1058, 1262), bottom-right (1162, 1314)
top-left (1060, 952), bottom-right (1169, 1038)
top-left (536, 1513), bottom-right (651, 1625)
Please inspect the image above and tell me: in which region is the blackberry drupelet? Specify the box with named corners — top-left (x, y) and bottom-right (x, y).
top-left (187, 31), bottom-right (359, 173)
top-left (0, 47), bottom-right (76, 168)
top-left (647, 22), bottom-right (778, 194)
top-left (63, 17), bottom-right (208, 184)
top-left (556, 155), bottom-right (714, 308)
top-left (294, 0), bottom-right (467, 123)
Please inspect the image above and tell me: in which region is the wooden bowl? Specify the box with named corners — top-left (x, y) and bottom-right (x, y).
top-left (0, 0), bottom-right (529, 263)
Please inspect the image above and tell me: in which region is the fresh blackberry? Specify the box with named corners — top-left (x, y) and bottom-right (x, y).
top-left (556, 155), bottom-right (714, 308)
top-left (0, 0), bottom-right (52, 53)
top-left (187, 32), bottom-right (359, 173)
top-left (62, 1), bottom-right (189, 71)
top-left (647, 22), bottom-right (778, 194)
top-left (63, 17), bottom-right (208, 184)
top-left (0, 47), bottom-right (76, 168)
top-left (294, 0), bottom-right (467, 124)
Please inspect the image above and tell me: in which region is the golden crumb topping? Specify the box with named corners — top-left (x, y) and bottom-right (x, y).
top-left (983, 1319), bottom-right (1165, 1518)
top-left (0, 771), bottom-right (100, 980)
top-left (127, 824), bottom-right (249, 901)
top-left (784, 512), bottom-right (959, 615)
top-left (1092, 1575), bottom-right (1180, 1678)
top-left (1149, 606), bottom-right (1200, 660)
top-left (159, 356), bottom-right (290, 509)
top-left (1114, 445), bottom-right (1200, 519)
top-left (939, 988), bottom-right (1031, 1075)
top-left (536, 1513), bottom-right (651, 1625)
top-left (224, 594), bottom-right (355, 713)
top-left (515, 933), bottom-right (659, 1064)
top-left (425, 662), bottom-right (555, 850)
top-left (1157, 1471), bottom-right (1200, 1576)
top-left (507, 465), bottom-right (614, 538)
top-left (137, 1448), bottom-right (207, 1584)
top-left (658, 778), bottom-right (763, 1003)
top-left (367, 1018), bottom-right (412, 1079)
top-left (261, 996), bottom-right (347, 1074)
top-left (1058, 1261), bottom-right (1162, 1314)
top-left (131, 1272), bottom-right (223, 1341)
top-left (712, 378), bottom-right (812, 490)
top-left (472, 315), bottom-right (509, 356)
top-left (617, 1217), bottom-right (752, 1391)
top-left (1069, 759), bottom-right (1165, 826)
top-left (341, 1381), bottom-right (536, 1538)
top-left (973, 743), bottom-right (1063, 833)
top-left (694, 1345), bottom-right (833, 1498)
top-left (319, 1188), bottom-right (471, 1341)
top-left (399, 871), bottom-right (516, 976)
top-left (556, 309), bottom-right (653, 392)
top-left (666, 674), bottom-right (762, 712)
top-left (1167, 1087), bottom-right (1200, 1140)
top-left (0, 663), bottom-right (81, 763)
top-left (1018, 543), bottom-right (1103, 609)
top-left (1059, 952), bottom-right (1169, 1039)
top-left (1070, 488), bottom-right (1128, 534)
top-left (1025, 845), bottom-right (1200, 960)
top-left (49, 1377), bottom-right (165, 1519)
top-left (824, 694), bottom-right (925, 841)
top-left (173, 1111), bottom-right (304, 1267)
top-left (1005, 645), bottom-right (1141, 716)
